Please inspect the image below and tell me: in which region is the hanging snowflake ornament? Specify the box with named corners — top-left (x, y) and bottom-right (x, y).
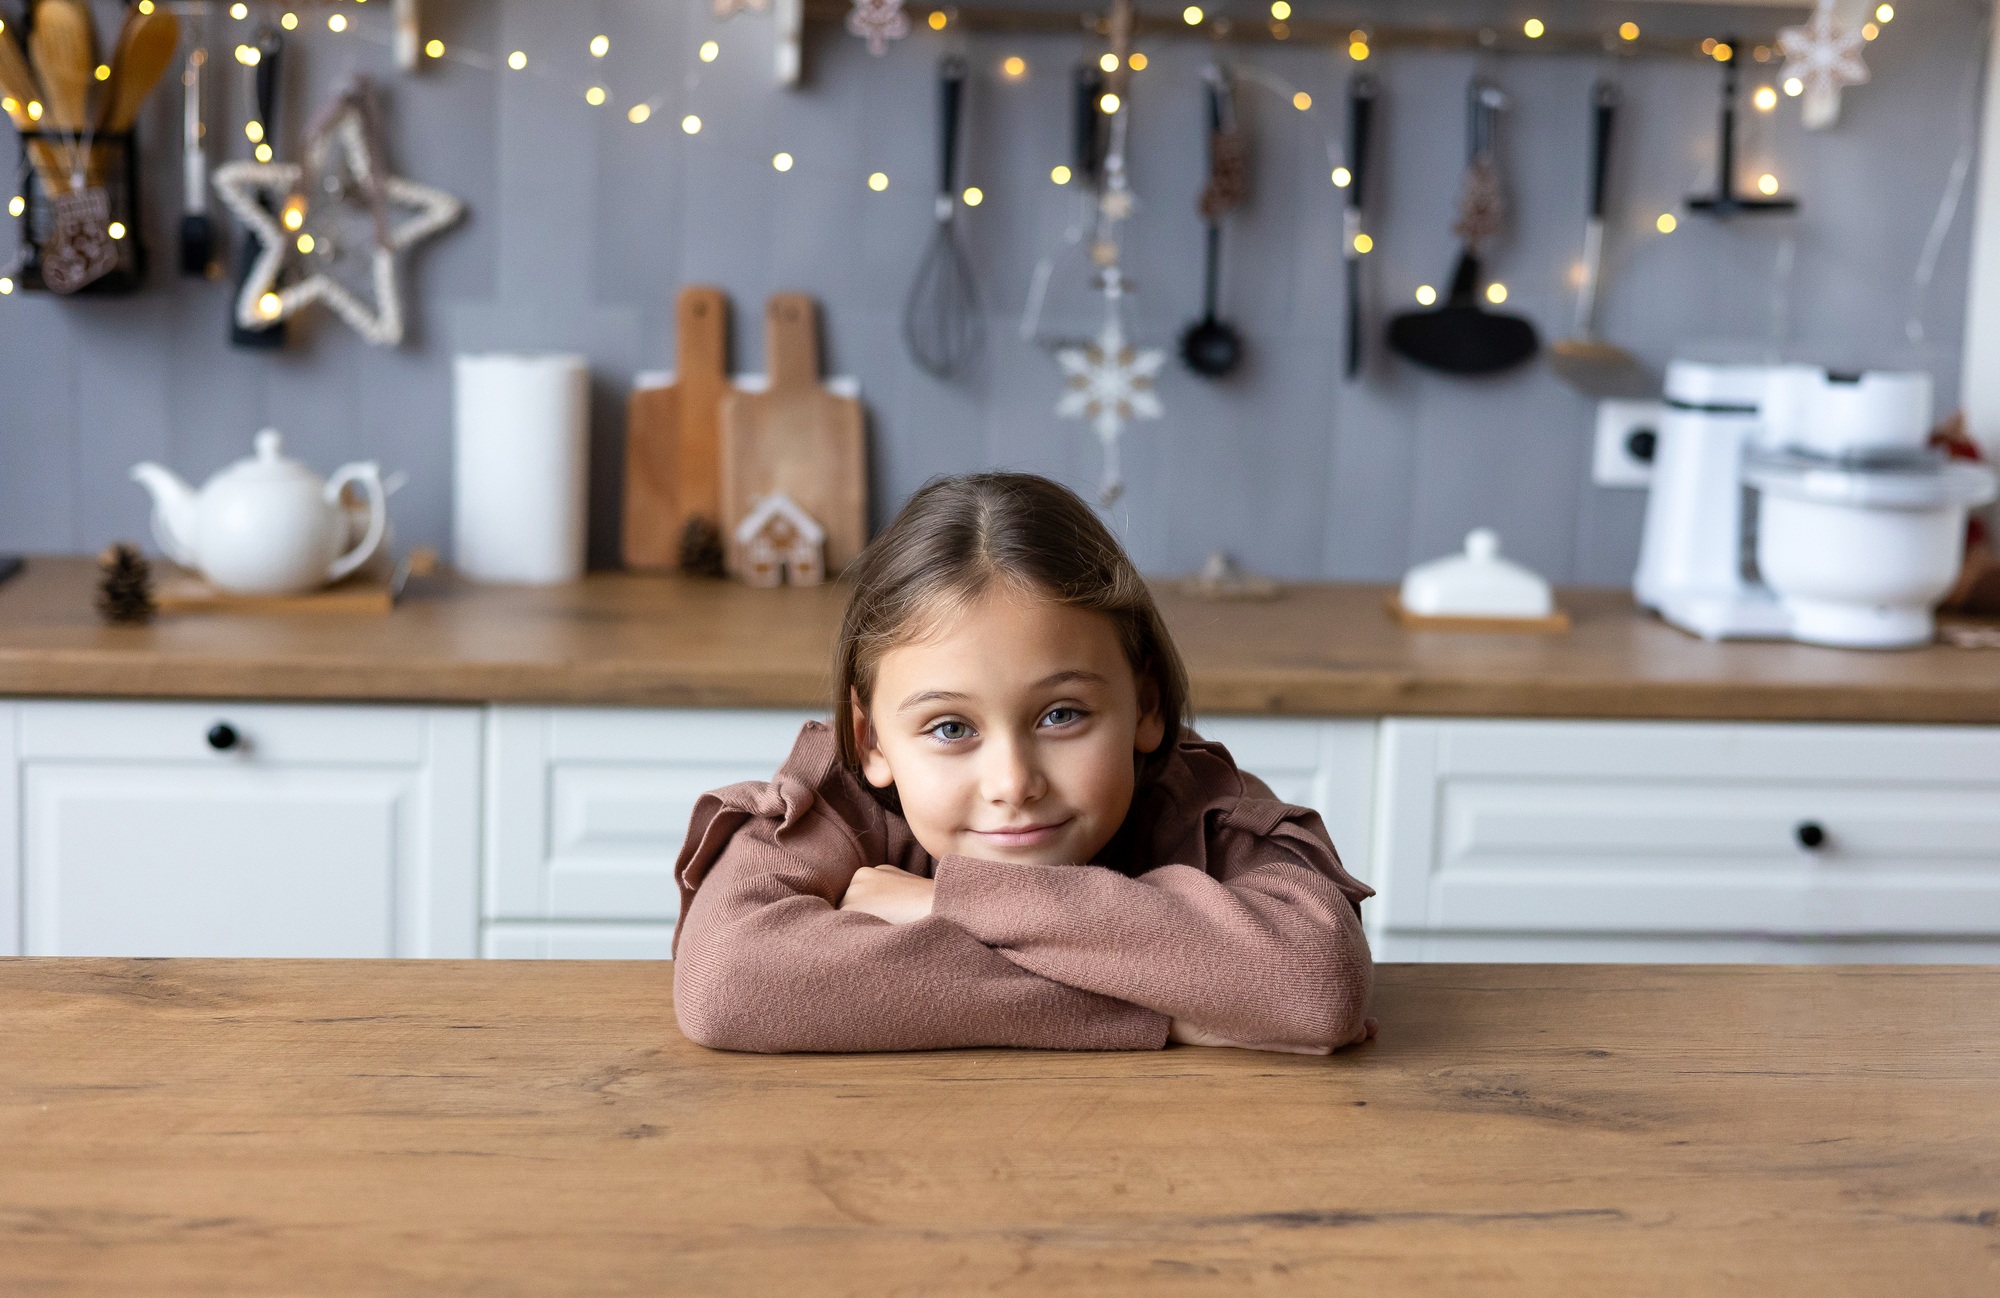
top-left (713, 0), bottom-right (769, 15)
top-left (1056, 275), bottom-right (1164, 507)
top-left (846, 0), bottom-right (909, 57)
top-left (213, 80), bottom-right (462, 347)
top-left (1778, 0), bottom-right (1870, 131)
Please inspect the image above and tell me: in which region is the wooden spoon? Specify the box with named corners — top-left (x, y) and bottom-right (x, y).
top-left (27, 0), bottom-right (94, 133)
top-left (100, 3), bottom-right (179, 132)
top-left (0, 18), bottom-right (69, 194)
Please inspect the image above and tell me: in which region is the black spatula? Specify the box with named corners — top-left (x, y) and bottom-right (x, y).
top-left (1388, 79), bottom-right (1538, 377)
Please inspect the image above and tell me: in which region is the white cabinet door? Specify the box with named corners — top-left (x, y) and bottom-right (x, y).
top-left (16, 702), bottom-right (480, 957)
top-left (1373, 718), bottom-right (2000, 962)
top-left (485, 707), bottom-right (823, 927)
top-left (1196, 717), bottom-right (1378, 889)
top-left (0, 704), bottom-right (18, 956)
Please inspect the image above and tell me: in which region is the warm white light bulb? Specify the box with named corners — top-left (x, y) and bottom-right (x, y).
top-left (1051, 165), bottom-right (1072, 185)
top-left (1332, 167), bottom-right (1352, 188)
top-left (590, 35), bottom-right (610, 58)
top-left (1414, 285), bottom-right (1437, 306)
top-left (508, 50), bottom-right (528, 71)
top-left (700, 41), bottom-right (720, 62)
top-left (681, 114), bottom-right (701, 135)
top-left (773, 151), bottom-right (794, 172)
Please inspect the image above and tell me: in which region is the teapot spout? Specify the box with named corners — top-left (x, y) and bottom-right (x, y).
top-left (129, 463), bottom-right (200, 567)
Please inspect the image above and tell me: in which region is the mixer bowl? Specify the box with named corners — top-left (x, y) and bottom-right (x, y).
top-left (1747, 454), bottom-right (1997, 649)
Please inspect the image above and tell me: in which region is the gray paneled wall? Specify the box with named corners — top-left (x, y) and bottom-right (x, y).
top-left (0, 0), bottom-right (1986, 584)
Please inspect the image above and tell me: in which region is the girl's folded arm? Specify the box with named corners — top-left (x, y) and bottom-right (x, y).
top-left (672, 810), bottom-right (1169, 1054)
top-left (929, 839), bottom-right (1372, 1053)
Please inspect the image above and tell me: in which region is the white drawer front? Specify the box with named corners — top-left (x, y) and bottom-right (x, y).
top-left (486, 707), bottom-right (823, 922)
top-left (20, 701), bottom-right (428, 764)
top-left (1377, 719), bottom-right (2000, 941)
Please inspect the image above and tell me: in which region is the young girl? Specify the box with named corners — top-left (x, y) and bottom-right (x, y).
top-left (672, 472), bottom-right (1377, 1054)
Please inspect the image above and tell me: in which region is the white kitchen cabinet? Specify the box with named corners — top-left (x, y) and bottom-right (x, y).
top-left (1192, 716), bottom-right (1378, 888)
top-left (1371, 718), bottom-right (2000, 962)
top-left (480, 709), bottom-right (1376, 957)
top-left (12, 701), bottom-right (480, 958)
top-left (483, 708), bottom-right (825, 945)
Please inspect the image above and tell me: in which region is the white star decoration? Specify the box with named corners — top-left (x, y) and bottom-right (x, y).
top-left (212, 90), bottom-right (462, 347)
top-left (1778, 0), bottom-right (1869, 131)
top-left (1056, 310), bottom-right (1163, 506)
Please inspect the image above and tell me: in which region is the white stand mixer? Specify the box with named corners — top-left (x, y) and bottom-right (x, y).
top-left (1634, 360), bottom-right (1996, 649)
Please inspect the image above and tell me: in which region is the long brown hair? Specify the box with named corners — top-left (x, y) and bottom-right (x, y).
top-left (833, 472), bottom-right (1191, 788)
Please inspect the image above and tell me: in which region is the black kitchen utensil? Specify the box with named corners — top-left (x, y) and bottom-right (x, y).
top-left (230, 25), bottom-right (285, 348)
top-left (178, 47), bottom-right (211, 276)
top-left (1388, 79), bottom-right (1538, 377)
top-left (1180, 69), bottom-right (1243, 379)
top-left (1342, 73), bottom-right (1377, 379)
top-left (1689, 38), bottom-right (1797, 218)
top-left (1549, 81), bottom-right (1653, 397)
top-left (1073, 62), bottom-right (1106, 189)
top-left (902, 56), bottom-right (979, 379)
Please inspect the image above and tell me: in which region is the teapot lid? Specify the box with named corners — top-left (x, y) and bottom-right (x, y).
top-left (213, 430), bottom-right (319, 488)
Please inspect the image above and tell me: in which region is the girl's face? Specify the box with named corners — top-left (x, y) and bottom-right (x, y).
top-left (854, 582), bottom-right (1166, 867)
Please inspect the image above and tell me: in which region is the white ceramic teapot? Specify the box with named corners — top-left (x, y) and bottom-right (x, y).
top-left (131, 430), bottom-right (388, 595)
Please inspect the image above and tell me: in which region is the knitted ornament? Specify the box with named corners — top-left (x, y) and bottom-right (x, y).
top-left (96, 544), bottom-right (156, 625)
top-left (846, 0), bottom-right (909, 57)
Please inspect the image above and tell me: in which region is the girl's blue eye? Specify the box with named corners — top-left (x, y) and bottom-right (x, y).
top-left (1042, 706), bottom-right (1084, 727)
top-left (929, 720), bottom-right (973, 742)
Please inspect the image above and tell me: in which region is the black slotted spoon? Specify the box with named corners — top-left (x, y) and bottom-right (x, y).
top-left (903, 57), bottom-right (980, 379)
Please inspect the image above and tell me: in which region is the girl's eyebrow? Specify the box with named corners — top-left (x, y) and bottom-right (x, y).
top-left (896, 670), bottom-right (1109, 714)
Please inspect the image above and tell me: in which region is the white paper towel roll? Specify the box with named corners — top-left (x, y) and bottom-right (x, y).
top-left (453, 354), bottom-right (590, 584)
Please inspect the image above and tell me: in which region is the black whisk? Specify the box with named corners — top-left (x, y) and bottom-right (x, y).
top-left (903, 57), bottom-right (981, 380)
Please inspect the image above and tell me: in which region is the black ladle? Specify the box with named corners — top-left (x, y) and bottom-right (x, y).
top-left (1387, 79), bottom-right (1538, 376)
top-left (1180, 77), bottom-right (1242, 378)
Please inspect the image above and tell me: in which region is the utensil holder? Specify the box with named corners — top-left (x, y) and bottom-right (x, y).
top-left (13, 130), bottom-right (145, 295)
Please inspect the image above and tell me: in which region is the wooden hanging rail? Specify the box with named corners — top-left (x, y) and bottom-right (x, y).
top-left (801, 2), bottom-right (1778, 62)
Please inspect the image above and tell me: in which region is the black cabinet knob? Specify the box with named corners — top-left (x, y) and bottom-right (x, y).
top-left (1626, 428), bottom-right (1658, 463)
top-left (1795, 821), bottom-right (1826, 850)
top-left (206, 723), bottom-right (239, 752)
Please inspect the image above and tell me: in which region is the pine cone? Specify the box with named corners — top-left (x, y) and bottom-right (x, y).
top-left (678, 515), bottom-right (727, 579)
top-left (1198, 130), bottom-right (1248, 223)
top-left (96, 543), bottom-right (156, 625)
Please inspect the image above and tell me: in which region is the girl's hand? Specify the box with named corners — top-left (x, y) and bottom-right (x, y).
top-left (1168, 1015), bottom-right (1377, 1056)
top-left (838, 865), bottom-right (936, 925)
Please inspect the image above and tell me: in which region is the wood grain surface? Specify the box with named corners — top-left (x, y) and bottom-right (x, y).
top-left (1, 555), bottom-right (1998, 720)
top-left (718, 293), bottom-right (868, 577)
top-left (1, 960), bottom-right (1993, 1295)
top-left (622, 286), bottom-right (730, 571)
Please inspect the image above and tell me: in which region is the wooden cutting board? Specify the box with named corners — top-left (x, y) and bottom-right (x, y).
top-left (622, 285), bottom-right (729, 570)
top-left (719, 293), bottom-right (867, 577)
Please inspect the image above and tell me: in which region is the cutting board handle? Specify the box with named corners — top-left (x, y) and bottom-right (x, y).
top-left (677, 285), bottom-right (728, 382)
top-left (766, 293), bottom-right (821, 394)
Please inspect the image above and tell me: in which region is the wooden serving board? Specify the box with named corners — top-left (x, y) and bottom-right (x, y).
top-left (1386, 592), bottom-right (1571, 634)
top-left (154, 550), bottom-right (411, 616)
top-left (719, 293), bottom-right (867, 577)
top-left (622, 286), bottom-right (730, 570)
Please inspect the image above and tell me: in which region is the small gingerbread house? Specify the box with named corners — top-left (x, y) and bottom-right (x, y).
top-left (733, 491), bottom-right (826, 587)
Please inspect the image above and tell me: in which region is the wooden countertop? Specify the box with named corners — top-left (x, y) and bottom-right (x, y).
top-left (0, 554), bottom-right (1995, 721)
top-left (2, 959), bottom-right (1992, 1295)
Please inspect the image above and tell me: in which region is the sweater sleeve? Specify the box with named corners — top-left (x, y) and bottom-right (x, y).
top-left (928, 801), bottom-right (1373, 1053)
top-left (671, 785), bottom-right (1170, 1054)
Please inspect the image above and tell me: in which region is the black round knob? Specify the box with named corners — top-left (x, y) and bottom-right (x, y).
top-left (206, 723), bottom-right (239, 752)
top-left (1626, 428), bottom-right (1658, 463)
top-left (1795, 821), bottom-right (1826, 850)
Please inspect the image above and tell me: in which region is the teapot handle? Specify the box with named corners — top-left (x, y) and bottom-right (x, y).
top-left (324, 462), bottom-right (388, 584)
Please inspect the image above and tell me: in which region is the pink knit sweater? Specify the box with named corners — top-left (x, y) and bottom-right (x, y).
top-left (671, 721), bottom-right (1374, 1053)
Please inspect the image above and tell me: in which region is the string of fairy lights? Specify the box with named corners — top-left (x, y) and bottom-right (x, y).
top-left (1, 0), bottom-right (1909, 306)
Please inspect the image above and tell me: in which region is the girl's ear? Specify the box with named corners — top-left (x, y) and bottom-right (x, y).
top-left (852, 688), bottom-right (896, 789)
top-left (1134, 674), bottom-right (1166, 755)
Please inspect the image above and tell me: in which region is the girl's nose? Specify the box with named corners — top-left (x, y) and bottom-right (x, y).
top-left (981, 733), bottom-right (1046, 807)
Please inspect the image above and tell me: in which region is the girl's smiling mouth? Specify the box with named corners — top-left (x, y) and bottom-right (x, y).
top-left (973, 817), bottom-right (1074, 848)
